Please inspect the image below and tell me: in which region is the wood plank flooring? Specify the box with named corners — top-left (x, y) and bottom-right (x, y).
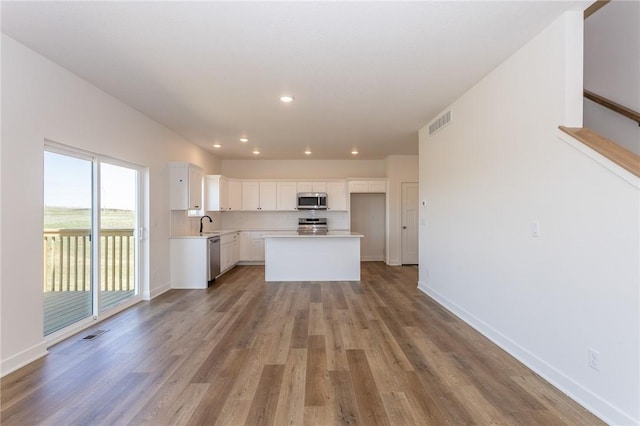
top-left (1, 263), bottom-right (603, 425)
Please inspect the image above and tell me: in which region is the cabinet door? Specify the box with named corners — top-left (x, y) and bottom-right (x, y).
top-left (368, 181), bottom-right (386, 193)
top-left (240, 232), bottom-right (253, 260)
top-left (242, 182), bottom-right (261, 210)
top-left (219, 177), bottom-right (228, 210)
top-left (348, 181), bottom-right (369, 193)
top-left (188, 166), bottom-right (203, 210)
top-left (326, 181), bottom-right (347, 211)
top-left (231, 239), bottom-right (240, 265)
top-left (227, 179), bottom-right (242, 211)
top-left (298, 182), bottom-right (326, 193)
top-left (277, 182), bottom-right (298, 211)
top-left (205, 175), bottom-right (226, 211)
top-left (297, 182), bottom-right (313, 193)
top-left (221, 243), bottom-right (232, 272)
top-left (259, 182), bottom-right (277, 211)
top-left (169, 165), bottom-right (189, 210)
top-left (312, 182), bottom-right (327, 192)
top-left (253, 237), bottom-right (265, 261)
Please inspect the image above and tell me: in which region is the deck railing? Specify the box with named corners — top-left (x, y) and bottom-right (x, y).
top-left (43, 229), bottom-right (135, 292)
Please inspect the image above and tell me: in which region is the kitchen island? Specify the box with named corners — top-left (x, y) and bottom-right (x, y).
top-left (263, 232), bottom-right (363, 281)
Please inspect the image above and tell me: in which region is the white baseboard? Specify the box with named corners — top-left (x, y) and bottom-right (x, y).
top-left (145, 281), bottom-right (171, 300)
top-left (1, 342), bottom-right (48, 378)
top-left (417, 281), bottom-right (636, 426)
top-left (361, 256), bottom-right (384, 261)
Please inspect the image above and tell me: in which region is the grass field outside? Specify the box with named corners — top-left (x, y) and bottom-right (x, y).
top-left (45, 206), bottom-right (134, 229)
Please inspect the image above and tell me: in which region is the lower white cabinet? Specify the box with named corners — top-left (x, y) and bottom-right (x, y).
top-left (240, 231), bottom-right (266, 262)
top-left (221, 232), bottom-right (240, 272)
top-left (170, 238), bottom-right (209, 289)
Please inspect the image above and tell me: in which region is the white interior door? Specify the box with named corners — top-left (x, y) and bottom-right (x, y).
top-left (401, 182), bottom-right (419, 264)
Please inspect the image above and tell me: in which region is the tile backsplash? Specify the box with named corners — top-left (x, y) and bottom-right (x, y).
top-left (170, 210), bottom-right (349, 236)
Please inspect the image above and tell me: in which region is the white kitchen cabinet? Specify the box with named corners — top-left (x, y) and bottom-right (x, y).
top-left (242, 181), bottom-right (277, 211)
top-left (220, 231), bottom-right (240, 272)
top-left (170, 238), bottom-right (208, 288)
top-left (297, 181), bottom-right (327, 193)
top-left (240, 231), bottom-right (266, 262)
top-left (227, 179), bottom-right (243, 211)
top-left (207, 175), bottom-right (242, 211)
top-left (169, 162), bottom-right (203, 210)
top-left (348, 179), bottom-right (387, 194)
top-left (326, 181), bottom-right (348, 211)
top-left (205, 175), bottom-right (227, 211)
top-left (277, 182), bottom-right (298, 211)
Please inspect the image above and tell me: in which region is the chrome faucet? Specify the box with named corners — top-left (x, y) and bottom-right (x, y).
top-left (199, 215), bottom-right (213, 233)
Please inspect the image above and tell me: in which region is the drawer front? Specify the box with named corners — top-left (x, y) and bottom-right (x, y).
top-left (220, 232), bottom-right (239, 245)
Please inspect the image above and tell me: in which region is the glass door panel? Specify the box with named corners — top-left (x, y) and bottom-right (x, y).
top-left (99, 162), bottom-right (138, 311)
top-left (43, 151), bottom-right (93, 335)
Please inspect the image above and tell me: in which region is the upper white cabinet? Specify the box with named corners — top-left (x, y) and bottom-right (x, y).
top-left (169, 162), bottom-right (202, 210)
top-left (348, 179), bottom-right (387, 194)
top-left (326, 181), bottom-right (348, 211)
top-left (227, 179), bottom-right (243, 211)
top-left (205, 175), bottom-right (227, 211)
top-left (277, 182), bottom-right (298, 211)
top-left (206, 176), bottom-right (243, 211)
top-left (242, 181), bottom-right (277, 211)
top-left (297, 181), bottom-right (327, 193)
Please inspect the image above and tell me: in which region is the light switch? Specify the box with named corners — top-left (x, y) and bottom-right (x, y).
top-left (530, 221), bottom-right (540, 237)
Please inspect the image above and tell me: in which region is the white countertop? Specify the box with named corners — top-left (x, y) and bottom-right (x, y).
top-left (170, 229), bottom-right (239, 239)
top-left (262, 231), bottom-right (363, 238)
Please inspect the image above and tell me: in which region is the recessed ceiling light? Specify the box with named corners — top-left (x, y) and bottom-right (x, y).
top-left (213, 144), bottom-right (221, 148)
top-left (280, 96), bottom-right (294, 103)
top-left (240, 137), bottom-right (249, 143)
top-left (351, 149), bottom-right (359, 155)
top-left (253, 149), bottom-right (260, 155)
top-left (304, 149), bottom-right (312, 155)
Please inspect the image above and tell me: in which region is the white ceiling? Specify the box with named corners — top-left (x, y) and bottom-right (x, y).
top-left (1, 1), bottom-right (588, 160)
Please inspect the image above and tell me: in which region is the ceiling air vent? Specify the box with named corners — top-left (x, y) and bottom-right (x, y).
top-left (428, 110), bottom-right (452, 135)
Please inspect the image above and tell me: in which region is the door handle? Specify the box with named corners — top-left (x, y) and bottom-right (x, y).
top-left (402, 226), bottom-right (407, 229)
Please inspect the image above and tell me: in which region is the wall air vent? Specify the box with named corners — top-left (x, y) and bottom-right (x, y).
top-left (428, 110), bottom-right (452, 135)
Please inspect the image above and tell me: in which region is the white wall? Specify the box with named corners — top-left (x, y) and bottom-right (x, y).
top-left (221, 159), bottom-right (385, 179)
top-left (419, 12), bottom-right (639, 425)
top-left (385, 155), bottom-right (419, 265)
top-left (584, 0), bottom-right (640, 154)
top-left (0, 35), bottom-right (219, 375)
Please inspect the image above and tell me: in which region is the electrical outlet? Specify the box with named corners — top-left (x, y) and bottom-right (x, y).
top-left (588, 348), bottom-right (600, 371)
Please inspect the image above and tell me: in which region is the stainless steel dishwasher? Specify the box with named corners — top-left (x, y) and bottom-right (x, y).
top-left (208, 237), bottom-right (221, 282)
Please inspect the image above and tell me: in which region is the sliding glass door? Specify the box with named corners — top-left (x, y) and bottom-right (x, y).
top-left (43, 148), bottom-right (141, 336)
top-left (99, 162), bottom-right (138, 312)
top-left (43, 151), bottom-right (94, 335)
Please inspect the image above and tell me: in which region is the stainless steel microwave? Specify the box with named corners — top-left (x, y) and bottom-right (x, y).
top-left (297, 192), bottom-right (328, 210)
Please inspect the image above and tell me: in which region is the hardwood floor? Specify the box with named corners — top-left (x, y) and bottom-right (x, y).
top-left (1, 263), bottom-right (603, 425)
